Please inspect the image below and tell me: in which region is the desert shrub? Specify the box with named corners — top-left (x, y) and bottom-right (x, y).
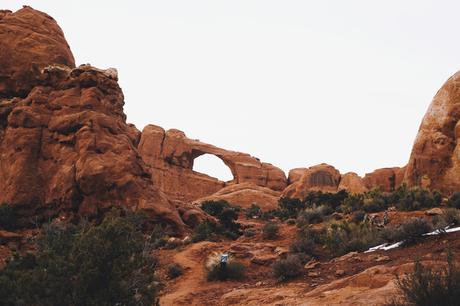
top-left (397, 218), bottom-right (432, 245)
top-left (149, 224), bottom-right (168, 249)
top-left (351, 210), bottom-right (366, 223)
top-left (192, 221), bottom-right (217, 242)
top-left (290, 227), bottom-right (323, 257)
top-left (218, 208), bottom-right (240, 232)
top-left (382, 218), bottom-right (432, 246)
top-left (167, 264), bottom-right (184, 279)
top-left (394, 187), bottom-right (442, 211)
top-left (245, 203), bottom-right (262, 219)
top-left (243, 228), bottom-right (256, 237)
top-left (261, 209), bottom-right (277, 220)
top-left (0, 204), bottom-right (17, 230)
top-left (200, 200), bottom-right (241, 239)
top-left (340, 193), bottom-right (364, 213)
top-left (325, 221), bottom-right (382, 256)
top-left (0, 210), bottom-right (158, 306)
top-left (362, 197), bottom-right (387, 213)
top-left (272, 254), bottom-right (303, 281)
top-left (207, 261), bottom-right (246, 281)
top-left (201, 200), bottom-right (232, 216)
top-left (442, 208), bottom-right (460, 225)
top-left (304, 190), bottom-right (348, 210)
top-left (262, 222), bottom-right (279, 240)
top-left (447, 192), bottom-right (460, 209)
top-left (278, 197), bottom-right (306, 219)
top-left (296, 205), bottom-right (330, 226)
top-left (389, 256), bottom-right (460, 306)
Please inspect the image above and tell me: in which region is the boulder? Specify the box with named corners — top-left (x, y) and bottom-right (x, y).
top-left (425, 208), bottom-right (443, 216)
top-left (405, 70), bottom-right (460, 193)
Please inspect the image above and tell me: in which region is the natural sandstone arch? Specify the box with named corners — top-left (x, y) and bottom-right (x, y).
top-left (192, 153), bottom-right (235, 182)
top-left (138, 125), bottom-right (287, 203)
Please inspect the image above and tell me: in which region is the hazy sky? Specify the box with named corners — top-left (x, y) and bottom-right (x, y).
top-left (6, 1), bottom-right (460, 180)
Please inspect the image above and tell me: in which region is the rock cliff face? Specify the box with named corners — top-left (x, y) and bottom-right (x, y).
top-left (138, 124), bottom-right (287, 203)
top-left (0, 7), bottom-right (184, 232)
top-left (405, 70), bottom-right (460, 193)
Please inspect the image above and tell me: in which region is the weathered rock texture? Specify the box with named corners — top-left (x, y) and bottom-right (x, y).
top-left (193, 183), bottom-right (281, 211)
top-left (283, 164), bottom-right (342, 199)
top-left (363, 167), bottom-right (406, 192)
top-left (138, 124), bottom-right (287, 203)
top-left (0, 7), bottom-right (184, 232)
top-left (338, 172), bottom-right (369, 193)
top-left (0, 7), bottom-right (75, 98)
top-left (405, 70), bottom-right (460, 193)
top-left (283, 164), bottom-right (408, 198)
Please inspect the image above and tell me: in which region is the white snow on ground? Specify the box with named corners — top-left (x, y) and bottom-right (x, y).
top-left (424, 226), bottom-right (460, 236)
top-left (365, 242), bottom-right (403, 253)
top-left (365, 226), bottom-right (460, 253)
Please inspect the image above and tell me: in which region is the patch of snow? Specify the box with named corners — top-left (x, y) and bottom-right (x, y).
top-left (365, 226), bottom-right (460, 253)
top-left (365, 242), bottom-right (403, 253)
top-left (424, 225), bottom-right (460, 236)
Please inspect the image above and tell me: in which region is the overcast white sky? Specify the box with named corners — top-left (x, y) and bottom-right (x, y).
top-left (6, 1), bottom-right (460, 180)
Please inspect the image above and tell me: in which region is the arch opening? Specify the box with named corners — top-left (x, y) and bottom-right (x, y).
top-left (192, 154), bottom-right (234, 182)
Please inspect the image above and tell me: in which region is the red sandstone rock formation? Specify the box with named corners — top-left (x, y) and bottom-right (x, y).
top-left (283, 165), bottom-right (407, 199)
top-left (0, 7), bottom-right (75, 98)
top-left (193, 182), bottom-right (281, 211)
top-left (282, 164), bottom-right (342, 199)
top-left (338, 172), bottom-right (369, 194)
top-left (287, 168), bottom-right (308, 185)
top-left (405, 70), bottom-right (460, 193)
top-left (364, 167), bottom-right (406, 192)
top-left (0, 7), bottom-right (184, 232)
top-left (138, 124), bottom-right (287, 203)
